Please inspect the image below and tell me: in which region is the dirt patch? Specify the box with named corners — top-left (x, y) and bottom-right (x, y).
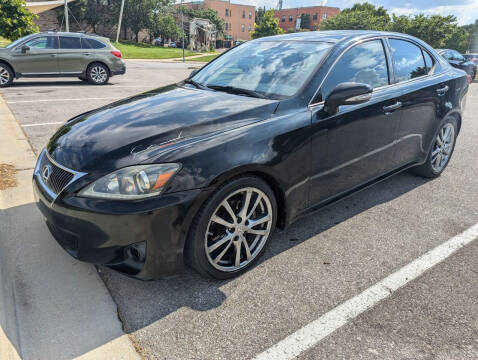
top-left (0, 164), bottom-right (17, 190)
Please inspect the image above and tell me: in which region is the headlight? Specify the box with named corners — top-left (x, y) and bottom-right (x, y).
top-left (79, 164), bottom-right (180, 200)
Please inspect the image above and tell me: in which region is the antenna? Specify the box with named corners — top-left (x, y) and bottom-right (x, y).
top-left (276, 0), bottom-right (283, 10)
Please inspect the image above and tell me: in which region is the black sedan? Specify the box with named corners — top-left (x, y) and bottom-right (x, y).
top-left (33, 31), bottom-right (469, 280)
top-left (437, 49), bottom-right (477, 82)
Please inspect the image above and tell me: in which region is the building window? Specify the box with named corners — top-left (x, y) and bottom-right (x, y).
top-left (289, 15), bottom-right (293, 22)
top-left (242, 24), bottom-right (245, 32)
top-left (249, 11), bottom-right (252, 19)
top-left (313, 13), bottom-right (318, 20)
top-left (281, 15), bottom-right (285, 22)
top-left (242, 10), bottom-right (245, 18)
top-left (226, 8), bottom-right (229, 17)
top-left (225, 23), bottom-right (228, 30)
top-left (322, 13), bottom-right (327, 20)
top-left (248, 24), bottom-right (251, 31)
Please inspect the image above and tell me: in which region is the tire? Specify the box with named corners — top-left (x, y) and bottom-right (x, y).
top-left (186, 176), bottom-right (277, 279)
top-left (411, 117), bottom-right (458, 178)
top-left (0, 63), bottom-right (14, 88)
top-left (86, 63), bottom-right (109, 85)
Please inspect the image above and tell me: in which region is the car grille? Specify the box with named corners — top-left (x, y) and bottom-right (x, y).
top-left (39, 154), bottom-right (75, 195)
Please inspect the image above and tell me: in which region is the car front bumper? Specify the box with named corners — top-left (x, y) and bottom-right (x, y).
top-left (32, 151), bottom-right (209, 280)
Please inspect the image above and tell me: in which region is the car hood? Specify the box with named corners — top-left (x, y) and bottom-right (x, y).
top-left (47, 84), bottom-right (278, 173)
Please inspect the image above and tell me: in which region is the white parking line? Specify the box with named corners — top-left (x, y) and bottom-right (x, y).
top-left (8, 97), bottom-right (119, 104)
top-left (0, 85), bottom-right (147, 91)
top-left (22, 122), bottom-right (64, 127)
top-left (254, 222), bottom-right (478, 360)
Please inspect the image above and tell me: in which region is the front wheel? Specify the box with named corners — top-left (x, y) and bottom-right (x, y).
top-left (186, 176), bottom-right (277, 279)
top-left (411, 117), bottom-right (457, 178)
top-left (0, 63), bottom-right (14, 88)
top-left (86, 63), bottom-right (109, 85)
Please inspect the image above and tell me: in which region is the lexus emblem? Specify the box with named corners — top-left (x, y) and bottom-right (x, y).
top-left (42, 164), bottom-right (52, 182)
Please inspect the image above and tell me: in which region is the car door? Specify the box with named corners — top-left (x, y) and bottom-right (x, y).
top-left (308, 38), bottom-right (402, 205)
top-left (11, 35), bottom-right (59, 74)
top-left (57, 36), bottom-right (86, 74)
top-left (387, 38), bottom-right (445, 167)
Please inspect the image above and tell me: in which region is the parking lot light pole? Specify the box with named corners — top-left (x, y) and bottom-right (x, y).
top-left (64, 0), bottom-right (69, 32)
top-left (181, 0), bottom-right (185, 62)
top-left (116, 0), bottom-right (126, 43)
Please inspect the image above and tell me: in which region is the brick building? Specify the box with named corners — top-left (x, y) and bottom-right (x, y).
top-left (184, 0), bottom-right (255, 44)
top-left (274, 6), bottom-right (340, 32)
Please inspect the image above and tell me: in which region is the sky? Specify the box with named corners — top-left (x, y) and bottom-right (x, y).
top-left (233, 0), bottom-right (478, 25)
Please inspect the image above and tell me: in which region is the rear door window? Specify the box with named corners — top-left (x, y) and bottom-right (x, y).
top-left (389, 39), bottom-right (427, 82)
top-left (320, 39), bottom-right (389, 101)
top-left (59, 36), bottom-right (82, 49)
top-left (82, 38), bottom-right (106, 49)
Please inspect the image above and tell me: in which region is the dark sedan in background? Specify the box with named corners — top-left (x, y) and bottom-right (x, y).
top-left (463, 53), bottom-right (478, 66)
top-left (33, 31), bottom-right (469, 280)
top-left (437, 48), bottom-right (477, 82)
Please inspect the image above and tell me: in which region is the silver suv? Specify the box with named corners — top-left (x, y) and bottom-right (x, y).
top-left (0, 31), bottom-right (126, 87)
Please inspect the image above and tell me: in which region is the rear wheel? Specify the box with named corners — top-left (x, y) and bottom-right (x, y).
top-left (411, 117), bottom-right (457, 178)
top-left (186, 176), bottom-right (277, 279)
top-left (86, 63), bottom-right (109, 85)
top-left (0, 63), bottom-right (14, 88)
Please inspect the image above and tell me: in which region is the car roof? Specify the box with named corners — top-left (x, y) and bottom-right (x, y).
top-left (255, 30), bottom-right (423, 43)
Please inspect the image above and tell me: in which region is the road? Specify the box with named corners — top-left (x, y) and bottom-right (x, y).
top-left (1, 62), bottom-right (477, 359)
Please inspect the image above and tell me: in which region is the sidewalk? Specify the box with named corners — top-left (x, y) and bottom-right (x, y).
top-left (0, 95), bottom-right (140, 360)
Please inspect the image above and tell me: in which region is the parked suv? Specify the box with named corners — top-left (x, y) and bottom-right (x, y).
top-left (0, 31), bottom-right (126, 87)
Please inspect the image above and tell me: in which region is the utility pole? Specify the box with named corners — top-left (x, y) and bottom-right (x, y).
top-left (116, 0), bottom-right (125, 43)
top-left (181, 0), bottom-right (185, 62)
top-left (64, 0), bottom-right (69, 32)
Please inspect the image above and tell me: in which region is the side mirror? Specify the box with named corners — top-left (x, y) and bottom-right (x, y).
top-left (21, 45), bottom-right (30, 53)
top-left (324, 82), bottom-right (373, 115)
top-left (189, 69), bottom-right (199, 78)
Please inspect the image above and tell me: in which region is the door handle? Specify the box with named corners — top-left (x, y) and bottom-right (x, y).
top-left (382, 101), bottom-right (402, 113)
top-left (83, 53), bottom-right (92, 56)
top-left (436, 85), bottom-right (449, 96)
top-left (50, 54), bottom-right (57, 57)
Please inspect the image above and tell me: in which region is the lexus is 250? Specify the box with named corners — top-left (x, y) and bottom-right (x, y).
top-left (33, 31), bottom-right (469, 279)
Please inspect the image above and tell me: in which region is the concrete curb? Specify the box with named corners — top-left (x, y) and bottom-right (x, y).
top-left (0, 95), bottom-right (141, 360)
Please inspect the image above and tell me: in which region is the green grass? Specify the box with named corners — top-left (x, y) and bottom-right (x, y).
top-left (186, 54), bottom-right (219, 62)
top-left (113, 42), bottom-right (199, 59)
top-left (0, 37), bottom-right (11, 48)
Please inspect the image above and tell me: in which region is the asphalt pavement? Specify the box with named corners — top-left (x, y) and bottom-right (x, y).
top-left (0, 63), bottom-right (476, 359)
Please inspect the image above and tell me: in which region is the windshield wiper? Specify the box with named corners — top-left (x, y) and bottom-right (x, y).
top-left (184, 79), bottom-right (210, 90)
top-left (206, 84), bottom-right (268, 99)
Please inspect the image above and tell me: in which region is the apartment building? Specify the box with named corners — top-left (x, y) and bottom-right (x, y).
top-left (185, 0), bottom-right (256, 44)
top-left (274, 6), bottom-right (340, 32)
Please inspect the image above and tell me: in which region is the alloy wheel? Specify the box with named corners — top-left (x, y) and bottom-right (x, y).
top-left (90, 66), bottom-right (107, 83)
top-left (0, 66), bottom-right (10, 85)
top-left (205, 187), bottom-right (273, 272)
top-left (431, 123), bottom-right (455, 173)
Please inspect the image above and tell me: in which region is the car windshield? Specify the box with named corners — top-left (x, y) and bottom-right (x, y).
top-left (192, 40), bottom-right (333, 99)
top-left (5, 34), bottom-right (35, 48)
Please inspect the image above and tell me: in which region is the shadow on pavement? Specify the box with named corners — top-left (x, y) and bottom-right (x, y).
top-left (99, 171), bottom-right (429, 333)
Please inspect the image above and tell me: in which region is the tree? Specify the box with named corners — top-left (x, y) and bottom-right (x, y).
top-left (320, 2), bottom-right (471, 52)
top-left (57, 0), bottom-right (110, 33)
top-left (0, 0), bottom-right (38, 41)
top-left (150, 13), bottom-right (180, 41)
top-left (320, 2), bottom-right (390, 31)
top-left (251, 10), bottom-right (283, 39)
top-left (461, 19), bottom-right (478, 52)
top-left (390, 14), bottom-right (467, 51)
top-left (255, 6), bottom-right (266, 25)
top-left (110, 0), bottom-right (156, 42)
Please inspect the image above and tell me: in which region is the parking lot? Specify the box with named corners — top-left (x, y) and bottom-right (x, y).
top-left (1, 64), bottom-right (477, 359)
